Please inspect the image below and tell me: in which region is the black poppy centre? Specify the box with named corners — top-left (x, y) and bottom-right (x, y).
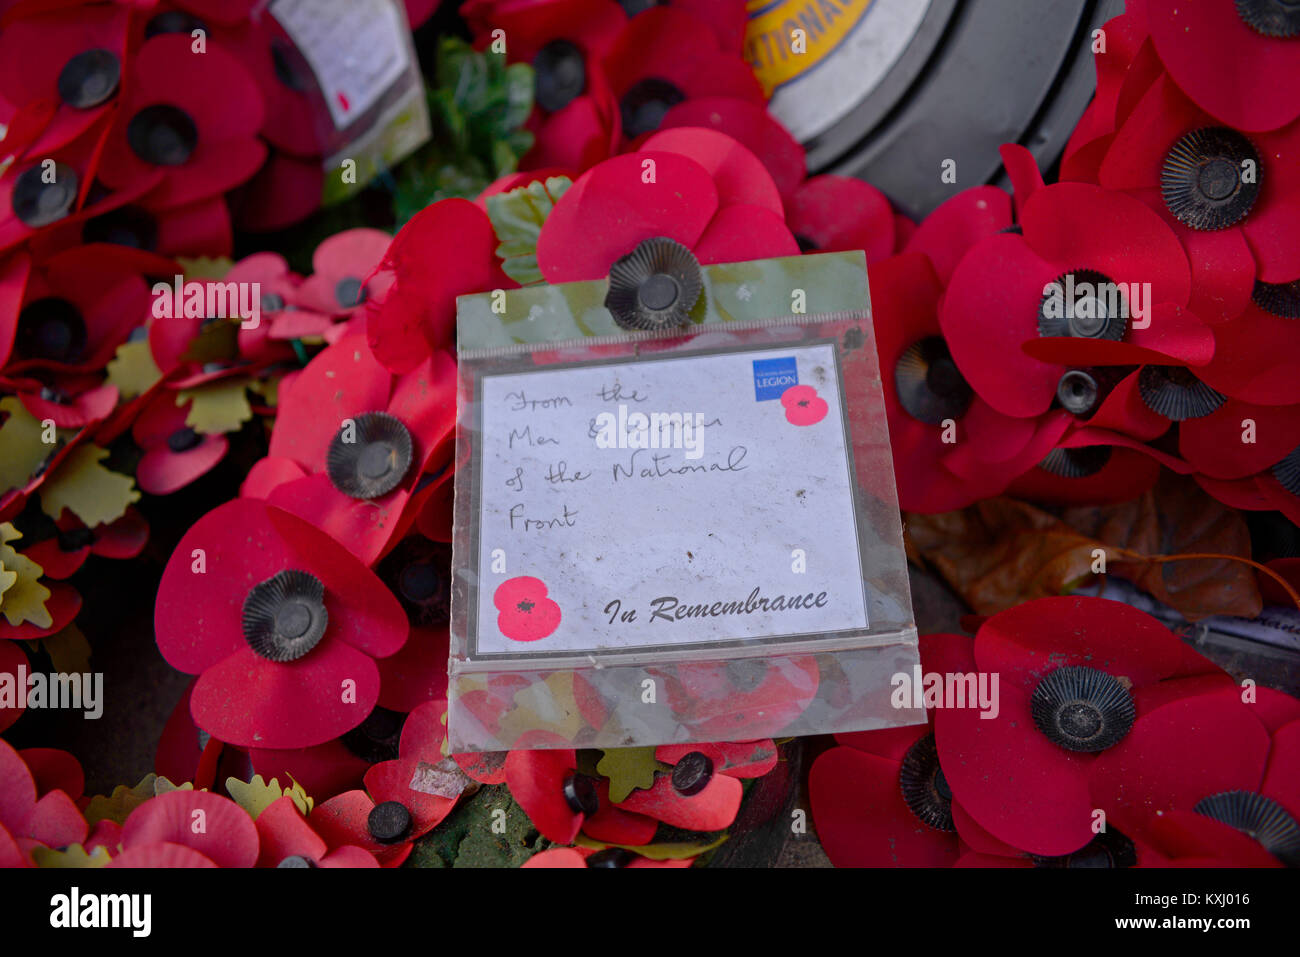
top-left (241, 569), bottom-right (329, 662)
top-left (1030, 665), bottom-right (1135, 752)
top-left (1137, 365), bottom-right (1226, 421)
top-left (1193, 789), bottom-right (1300, 866)
top-left (562, 772), bottom-right (600, 815)
top-left (1235, 0), bottom-right (1300, 38)
top-left (1161, 127), bottom-right (1261, 230)
top-left (326, 411), bottom-right (414, 500)
top-left (127, 103), bottom-right (199, 167)
top-left (605, 236), bottom-right (702, 331)
top-left (1039, 445), bottom-right (1113, 478)
top-left (899, 732), bottom-right (955, 831)
top-left (620, 77), bottom-right (685, 138)
top-left (12, 163), bottom-right (79, 229)
top-left (1037, 269), bottom-right (1129, 341)
top-left (533, 39), bottom-right (587, 113)
top-left (16, 298), bottom-right (88, 363)
top-left (895, 336), bottom-right (974, 425)
top-left (58, 48), bottom-right (121, 109)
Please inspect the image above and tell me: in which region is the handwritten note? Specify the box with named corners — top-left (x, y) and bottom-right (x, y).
top-left (470, 342), bottom-right (869, 657)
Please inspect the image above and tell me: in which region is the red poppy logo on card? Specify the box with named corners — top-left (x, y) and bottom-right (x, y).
top-left (494, 577), bottom-right (561, 642)
top-left (781, 385), bottom-right (828, 426)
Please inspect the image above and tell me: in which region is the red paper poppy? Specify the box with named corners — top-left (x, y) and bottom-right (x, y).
top-left (154, 498), bottom-right (409, 749)
top-left (0, 111), bottom-right (165, 256)
top-left (614, 740), bottom-right (779, 834)
top-left (119, 789), bottom-right (259, 868)
top-left (2, 244), bottom-right (154, 375)
top-left (8, 370), bottom-right (117, 430)
top-left (199, 14), bottom-right (324, 160)
top-left (902, 185), bottom-right (1013, 284)
top-left (493, 576), bottom-right (561, 642)
top-left (521, 845), bottom-right (694, 868)
top-left (254, 794), bottom-right (379, 868)
top-left (0, 516), bottom-right (82, 639)
top-left (360, 700), bottom-right (464, 840)
top-left (366, 198), bottom-right (508, 373)
top-left (295, 229), bottom-right (394, 319)
top-left (503, 731), bottom-right (595, 843)
top-left (154, 678), bottom-right (254, 790)
top-left (264, 330), bottom-right (457, 564)
top-left (307, 789), bottom-right (415, 867)
top-left (786, 175), bottom-right (896, 263)
top-left (536, 147), bottom-right (797, 284)
top-left (1178, 398), bottom-right (1300, 481)
top-left (1196, 302), bottom-right (1300, 407)
top-left (1089, 687), bottom-right (1300, 862)
top-left (811, 634), bottom-right (980, 867)
top-left (471, 0), bottom-right (626, 170)
top-left (466, 0), bottom-right (627, 61)
top-left (130, 390), bottom-right (228, 494)
top-left (97, 34), bottom-right (267, 209)
top-left (0, 739), bottom-right (87, 866)
top-left (871, 252), bottom-right (1070, 513)
top-left (0, 641), bottom-right (28, 732)
top-left (1145, 0), bottom-right (1300, 134)
top-left (104, 843), bottom-right (219, 868)
top-left (1098, 73), bottom-right (1300, 285)
top-left (935, 596), bottom-right (1230, 857)
top-left (229, 148), bottom-right (325, 234)
top-left (14, 503), bottom-right (147, 581)
top-left (1006, 432), bottom-right (1170, 506)
top-left (602, 7), bottom-right (764, 145)
top-left (940, 175), bottom-right (1206, 419)
top-left (247, 739), bottom-right (371, 803)
top-left (0, 2), bottom-right (130, 156)
top-left (655, 97), bottom-right (805, 201)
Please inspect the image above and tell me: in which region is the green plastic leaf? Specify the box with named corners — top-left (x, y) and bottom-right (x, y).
top-left (105, 339), bottom-right (163, 400)
top-left (0, 523), bottom-right (51, 629)
top-left (574, 832), bottom-right (728, 861)
top-left (0, 396), bottom-right (69, 496)
top-left (596, 747), bottom-right (668, 802)
top-left (39, 444), bottom-right (140, 528)
top-left (226, 774), bottom-right (312, 819)
top-left (176, 380), bottom-right (253, 435)
top-left (32, 844), bottom-right (111, 868)
top-left (83, 775), bottom-right (159, 827)
top-left (486, 177), bottom-right (573, 286)
top-left (393, 38), bottom-right (535, 223)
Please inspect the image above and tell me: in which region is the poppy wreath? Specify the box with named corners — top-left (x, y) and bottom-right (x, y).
top-left (1, 0), bottom-right (1299, 871)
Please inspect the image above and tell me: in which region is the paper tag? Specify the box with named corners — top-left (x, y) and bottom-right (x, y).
top-left (468, 341), bottom-right (869, 659)
top-left (271, 0), bottom-right (411, 130)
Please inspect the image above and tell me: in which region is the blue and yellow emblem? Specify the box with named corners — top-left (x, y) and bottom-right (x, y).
top-left (744, 0), bottom-right (876, 96)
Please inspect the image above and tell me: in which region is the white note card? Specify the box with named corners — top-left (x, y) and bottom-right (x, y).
top-left (470, 342), bottom-right (869, 658)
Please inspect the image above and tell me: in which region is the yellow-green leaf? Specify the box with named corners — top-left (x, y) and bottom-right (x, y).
top-left (39, 444), bottom-right (140, 528)
top-left (84, 775), bottom-right (158, 827)
top-left (175, 256), bottom-right (234, 280)
top-left (0, 396), bottom-right (67, 495)
top-left (596, 747), bottom-right (668, 802)
top-left (574, 832), bottom-right (727, 861)
top-left (0, 523), bottom-right (51, 629)
top-left (152, 776), bottom-right (193, 795)
top-left (226, 773), bottom-right (312, 819)
top-left (105, 339), bottom-right (162, 400)
top-left (31, 844), bottom-right (111, 868)
top-left (177, 380), bottom-right (253, 435)
top-left (41, 622), bottom-right (90, 674)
